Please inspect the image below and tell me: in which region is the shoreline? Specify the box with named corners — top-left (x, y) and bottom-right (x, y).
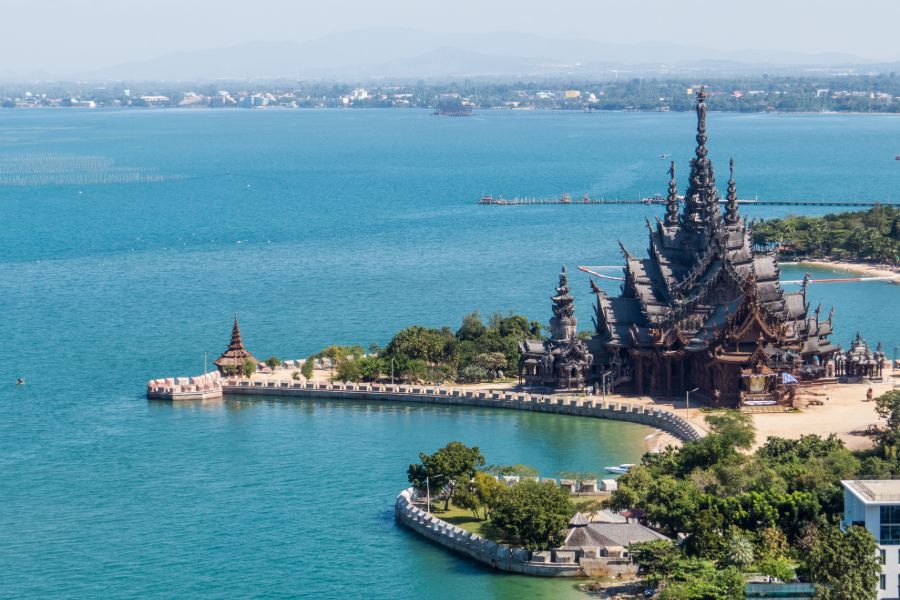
top-left (790, 259), bottom-right (899, 282)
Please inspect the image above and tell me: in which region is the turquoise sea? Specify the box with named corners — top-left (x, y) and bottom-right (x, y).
top-left (1, 108), bottom-right (898, 598)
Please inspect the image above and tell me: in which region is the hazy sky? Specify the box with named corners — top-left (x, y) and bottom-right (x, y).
top-left (3, 0), bottom-right (899, 74)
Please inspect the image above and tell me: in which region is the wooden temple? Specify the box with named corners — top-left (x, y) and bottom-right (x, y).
top-left (518, 266), bottom-right (593, 390)
top-left (213, 317), bottom-right (259, 376)
top-left (586, 89), bottom-right (840, 405)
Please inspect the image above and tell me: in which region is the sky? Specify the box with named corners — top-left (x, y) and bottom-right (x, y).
top-left (2, 0), bottom-right (899, 75)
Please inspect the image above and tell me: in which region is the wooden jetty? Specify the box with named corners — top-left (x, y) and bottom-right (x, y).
top-left (477, 193), bottom-right (899, 208)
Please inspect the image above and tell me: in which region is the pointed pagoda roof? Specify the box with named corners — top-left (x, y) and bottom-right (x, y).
top-left (552, 265), bottom-right (575, 320)
top-left (681, 87), bottom-right (721, 230)
top-left (213, 316), bottom-right (259, 368)
top-left (724, 158), bottom-right (740, 225)
top-left (664, 160), bottom-right (679, 226)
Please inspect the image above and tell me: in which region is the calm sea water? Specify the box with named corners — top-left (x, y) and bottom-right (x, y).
top-left (1, 108), bottom-right (898, 598)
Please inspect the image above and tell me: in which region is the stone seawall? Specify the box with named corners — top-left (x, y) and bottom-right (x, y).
top-left (394, 487), bottom-right (585, 576)
top-left (221, 380), bottom-right (704, 443)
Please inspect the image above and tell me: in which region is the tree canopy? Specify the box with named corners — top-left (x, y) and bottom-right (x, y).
top-left (489, 479), bottom-right (574, 551)
top-left (754, 206), bottom-right (899, 263)
top-left (407, 441), bottom-right (485, 510)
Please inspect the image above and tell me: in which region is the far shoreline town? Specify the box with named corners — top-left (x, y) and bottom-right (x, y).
top-left (3, 74), bottom-right (900, 112)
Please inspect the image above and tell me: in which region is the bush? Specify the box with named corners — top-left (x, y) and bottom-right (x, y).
top-left (458, 364), bottom-right (488, 383)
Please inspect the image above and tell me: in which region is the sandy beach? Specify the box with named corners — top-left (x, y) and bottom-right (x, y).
top-left (792, 259), bottom-right (900, 283)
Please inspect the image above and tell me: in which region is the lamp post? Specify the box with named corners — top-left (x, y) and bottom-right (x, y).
top-left (686, 387), bottom-right (699, 422)
top-left (601, 371), bottom-right (612, 402)
top-left (425, 474), bottom-right (444, 514)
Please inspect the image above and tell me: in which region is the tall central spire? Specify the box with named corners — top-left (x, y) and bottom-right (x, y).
top-left (681, 88), bottom-right (720, 229)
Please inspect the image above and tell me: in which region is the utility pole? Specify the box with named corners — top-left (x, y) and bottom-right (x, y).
top-left (686, 387), bottom-right (699, 422)
top-left (425, 473), bottom-right (444, 514)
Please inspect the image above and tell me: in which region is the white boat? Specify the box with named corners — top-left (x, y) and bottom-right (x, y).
top-left (604, 463), bottom-right (635, 475)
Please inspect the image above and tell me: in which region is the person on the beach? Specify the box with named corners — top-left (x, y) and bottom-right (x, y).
top-left (866, 388), bottom-right (874, 402)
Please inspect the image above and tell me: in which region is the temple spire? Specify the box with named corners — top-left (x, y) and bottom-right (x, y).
top-left (724, 158), bottom-right (740, 225)
top-left (213, 315), bottom-right (259, 375)
top-left (682, 87), bottom-right (716, 229)
top-left (664, 160), bottom-right (679, 226)
top-left (549, 266), bottom-right (577, 341)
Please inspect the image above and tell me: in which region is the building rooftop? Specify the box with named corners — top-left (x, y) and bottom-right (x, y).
top-left (842, 480), bottom-right (900, 504)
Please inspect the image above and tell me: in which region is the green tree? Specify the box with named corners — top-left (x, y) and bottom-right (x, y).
top-left (490, 480), bottom-right (575, 551)
top-left (722, 528), bottom-right (755, 567)
top-left (456, 310), bottom-right (486, 341)
top-left (875, 390), bottom-right (900, 431)
top-left (301, 357), bottom-right (314, 380)
top-left (472, 352), bottom-right (508, 379)
top-left (264, 355), bottom-right (281, 370)
top-left (630, 539), bottom-right (681, 585)
top-left (755, 557), bottom-right (796, 582)
top-left (335, 359), bottom-right (361, 382)
top-left (242, 358), bottom-right (255, 378)
top-left (804, 523), bottom-right (880, 600)
top-left (401, 358), bottom-right (430, 383)
top-left (384, 326), bottom-right (458, 366)
top-left (454, 472), bottom-right (505, 519)
top-left (483, 464), bottom-right (540, 478)
top-left (407, 442), bottom-right (486, 510)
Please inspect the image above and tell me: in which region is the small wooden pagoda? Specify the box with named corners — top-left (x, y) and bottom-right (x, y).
top-left (213, 317), bottom-right (258, 376)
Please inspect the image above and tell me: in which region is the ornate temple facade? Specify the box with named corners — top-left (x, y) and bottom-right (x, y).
top-left (518, 267), bottom-right (593, 390)
top-left (213, 317), bottom-right (259, 376)
top-left (582, 89), bottom-right (840, 405)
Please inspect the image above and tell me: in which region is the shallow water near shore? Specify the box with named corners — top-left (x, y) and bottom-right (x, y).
top-left (0, 108), bottom-right (898, 598)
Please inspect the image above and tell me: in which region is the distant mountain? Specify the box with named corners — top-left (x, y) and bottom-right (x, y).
top-left (70, 28), bottom-right (883, 82)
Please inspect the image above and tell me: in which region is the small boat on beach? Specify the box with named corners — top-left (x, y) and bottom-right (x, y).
top-left (604, 463), bottom-right (636, 475)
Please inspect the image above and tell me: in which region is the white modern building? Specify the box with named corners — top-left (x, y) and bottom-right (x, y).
top-left (842, 480), bottom-right (900, 599)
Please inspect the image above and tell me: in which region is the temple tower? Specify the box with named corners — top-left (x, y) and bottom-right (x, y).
top-left (664, 161), bottom-right (680, 226)
top-left (213, 316), bottom-right (259, 376)
top-left (550, 266), bottom-right (577, 341)
top-left (682, 88), bottom-right (721, 230)
top-left (724, 158), bottom-right (740, 225)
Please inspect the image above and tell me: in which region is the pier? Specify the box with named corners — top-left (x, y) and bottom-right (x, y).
top-left (477, 194), bottom-right (899, 208)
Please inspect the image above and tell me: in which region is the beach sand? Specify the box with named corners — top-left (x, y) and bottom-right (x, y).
top-left (793, 259), bottom-right (899, 283)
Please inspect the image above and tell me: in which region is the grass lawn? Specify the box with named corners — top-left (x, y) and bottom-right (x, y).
top-left (430, 497), bottom-right (602, 544)
top-left (431, 503), bottom-right (510, 543)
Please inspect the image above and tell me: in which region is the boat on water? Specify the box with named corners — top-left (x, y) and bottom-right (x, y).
top-left (604, 463), bottom-right (636, 474)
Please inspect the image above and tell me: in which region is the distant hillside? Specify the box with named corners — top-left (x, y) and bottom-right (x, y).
top-left (76, 27), bottom-right (885, 82)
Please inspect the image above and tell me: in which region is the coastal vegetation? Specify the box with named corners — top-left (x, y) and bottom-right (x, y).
top-left (406, 392), bottom-right (900, 596)
top-left (753, 205), bottom-right (899, 263)
top-left (407, 441), bottom-right (576, 550)
top-left (611, 406), bottom-right (892, 598)
top-left (307, 311), bottom-right (542, 385)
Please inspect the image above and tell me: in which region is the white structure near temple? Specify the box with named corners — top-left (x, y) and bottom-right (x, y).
top-left (842, 480), bottom-right (900, 599)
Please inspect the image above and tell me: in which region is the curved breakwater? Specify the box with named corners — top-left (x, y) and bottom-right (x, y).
top-left (221, 379), bottom-right (704, 443)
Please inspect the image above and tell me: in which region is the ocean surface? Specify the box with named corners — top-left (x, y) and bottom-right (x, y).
top-left (1, 108), bottom-right (898, 599)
